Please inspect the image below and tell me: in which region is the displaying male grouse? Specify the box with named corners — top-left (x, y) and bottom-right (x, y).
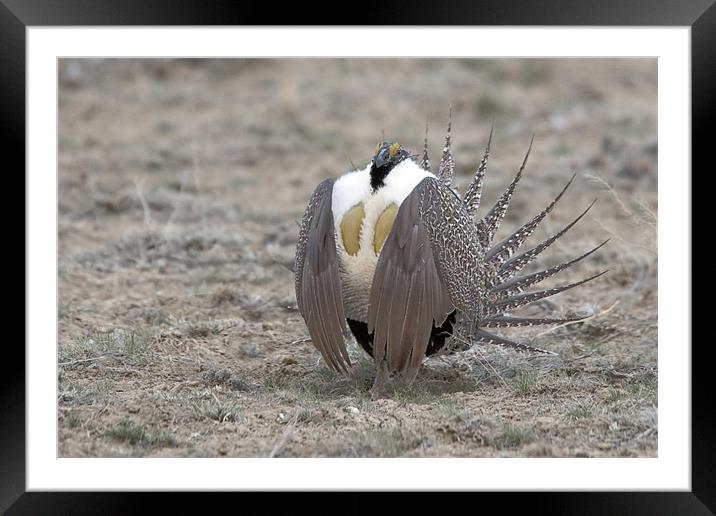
top-left (294, 115), bottom-right (607, 399)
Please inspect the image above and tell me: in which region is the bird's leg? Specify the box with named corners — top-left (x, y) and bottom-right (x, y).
top-left (401, 367), bottom-right (420, 386)
top-left (370, 360), bottom-right (389, 400)
top-left (348, 362), bottom-right (367, 386)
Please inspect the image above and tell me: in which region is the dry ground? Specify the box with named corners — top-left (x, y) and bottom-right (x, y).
top-left (58, 58), bottom-right (657, 457)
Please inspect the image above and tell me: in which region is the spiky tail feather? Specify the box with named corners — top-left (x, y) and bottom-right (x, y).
top-left (425, 127), bottom-right (607, 357)
top-left (473, 328), bottom-right (556, 354)
top-left (495, 199), bottom-right (597, 284)
top-left (480, 314), bottom-right (589, 328)
top-left (486, 172), bottom-right (576, 268)
top-left (436, 108), bottom-right (455, 186)
top-left (476, 136), bottom-right (534, 249)
top-left (462, 125), bottom-right (493, 217)
top-left (487, 270), bottom-right (608, 316)
top-left (421, 121), bottom-right (430, 171)
top-left (493, 239), bottom-right (609, 297)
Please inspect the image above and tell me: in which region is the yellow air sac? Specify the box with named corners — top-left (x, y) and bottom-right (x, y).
top-left (340, 203), bottom-right (365, 256)
top-left (374, 204), bottom-right (398, 254)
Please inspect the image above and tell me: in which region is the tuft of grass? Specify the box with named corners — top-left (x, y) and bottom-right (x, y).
top-left (86, 378), bottom-right (113, 402)
top-left (489, 425), bottom-right (535, 449)
top-left (566, 400), bottom-right (596, 421)
top-left (104, 421), bottom-right (145, 444)
top-left (190, 399), bottom-right (242, 423)
top-left (59, 376), bottom-right (113, 405)
top-left (122, 331), bottom-right (146, 355)
top-left (512, 371), bottom-right (540, 396)
top-left (202, 368), bottom-right (252, 391)
top-left (434, 396), bottom-right (465, 418)
top-left (607, 389), bottom-right (623, 406)
top-left (74, 328), bottom-right (150, 360)
top-left (64, 412), bottom-right (82, 429)
top-left (260, 371), bottom-right (340, 403)
top-left (392, 384), bottom-right (442, 405)
top-left (607, 389), bottom-right (622, 403)
top-left (104, 421), bottom-right (176, 447)
top-left (239, 342), bottom-right (262, 358)
top-left (626, 371), bottom-right (657, 405)
top-left (260, 373), bottom-right (292, 392)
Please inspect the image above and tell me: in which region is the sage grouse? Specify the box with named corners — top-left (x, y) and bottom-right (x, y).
top-left (294, 117), bottom-right (607, 399)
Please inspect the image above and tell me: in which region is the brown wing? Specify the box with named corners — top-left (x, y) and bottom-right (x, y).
top-left (294, 179), bottom-right (351, 372)
top-left (367, 180), bottom-right (455, 377)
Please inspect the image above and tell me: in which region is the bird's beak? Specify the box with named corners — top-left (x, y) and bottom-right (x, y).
top-left (372, 150), bottom-right (388, 169)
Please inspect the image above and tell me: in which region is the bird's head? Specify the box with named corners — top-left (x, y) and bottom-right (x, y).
top-left (370, 141), bottom-right (411, 190)
top-left (372, 141), bottom-right (409, 169)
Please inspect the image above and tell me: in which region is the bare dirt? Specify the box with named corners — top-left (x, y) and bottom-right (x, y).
top-left (58, 58), bottom-right (657, 457)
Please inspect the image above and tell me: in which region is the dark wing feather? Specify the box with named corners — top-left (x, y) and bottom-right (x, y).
top-left (367, 183), bottom-right (454, 376)
top-left (294, 179), bottom-right (351, 372)
top-left (368, 177), bottom-right (488, 377)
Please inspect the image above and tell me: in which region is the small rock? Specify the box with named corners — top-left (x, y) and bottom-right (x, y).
top-left (277, 412), bottom-right (289, 424)
top-left (346, 406), bottom-right (360, 415)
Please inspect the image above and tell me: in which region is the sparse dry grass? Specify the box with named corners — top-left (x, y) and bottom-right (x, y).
top-left (58, 58), bottom-right (657, 458)
top-left (490, 425), bottom-right (536, 450)
top-left (104, 421), bottom-right (177, 448)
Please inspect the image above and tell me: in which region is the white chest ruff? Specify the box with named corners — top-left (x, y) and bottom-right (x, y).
top-left (332, 160), bottom-right (435, 322)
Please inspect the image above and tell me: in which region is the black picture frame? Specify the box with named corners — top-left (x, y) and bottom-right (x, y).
top-left (4, 1), bottom-right (709, 513)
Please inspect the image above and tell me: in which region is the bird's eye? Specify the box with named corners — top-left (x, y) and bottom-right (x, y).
top-left (388, 143), bottom-right (400, 158)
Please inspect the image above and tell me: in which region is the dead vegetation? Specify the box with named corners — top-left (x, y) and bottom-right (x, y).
top-left (58, 58), bottom-right (657, 457)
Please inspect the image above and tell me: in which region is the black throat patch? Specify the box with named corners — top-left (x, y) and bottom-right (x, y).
top-left (370, 163), bottom-right (393, 191)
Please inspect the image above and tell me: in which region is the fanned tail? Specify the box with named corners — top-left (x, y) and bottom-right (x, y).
top-left (403, 124), bottom-right (609, 359)
top-left (487, 271), bottom-right (608, 316)
top-left (462, 124), bottom-right (493, 217)
top-left (493, 239), bottom-right (609, 297)
top-left (476, 135), bottom-right (534, 248)
top-left (495, 199), bottom-right (597, 284)
top-left (486, 173), bottom-right (576, 268)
